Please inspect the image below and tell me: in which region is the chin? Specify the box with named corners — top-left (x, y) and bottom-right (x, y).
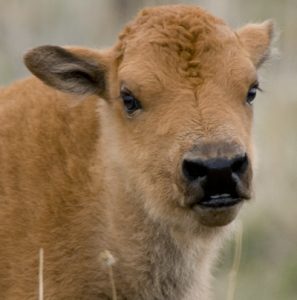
top-left (194, 200), bottom-right (244, 227)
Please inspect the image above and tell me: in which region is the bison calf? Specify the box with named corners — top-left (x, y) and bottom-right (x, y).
top-left (0, 5), bottom-right (274, 300)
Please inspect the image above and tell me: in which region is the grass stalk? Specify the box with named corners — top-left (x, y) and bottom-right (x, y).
top-left (100, 250), bottom-right (117, 300)
top-left (227, 222), bottom-right (243, 300)
top-left (39, 248), bottom-right (44, 300)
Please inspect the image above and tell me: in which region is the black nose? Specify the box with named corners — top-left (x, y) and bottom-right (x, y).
top-left (182, 154), bottom-right (248, 195)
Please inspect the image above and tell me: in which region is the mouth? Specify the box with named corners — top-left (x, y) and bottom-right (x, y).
top-left (198, 193), bottom-right (242, 208)
top-left (190, 191), bottom-right (248, 227)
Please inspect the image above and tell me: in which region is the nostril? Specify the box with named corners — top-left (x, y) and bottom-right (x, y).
top-left (182, 159), bottom-right (208, 182)
top-left (182, 153), bottom-right (249, 184)
top-left (231, 154), bottom-right (248, 176)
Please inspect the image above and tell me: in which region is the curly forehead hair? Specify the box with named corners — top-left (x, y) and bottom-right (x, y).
top-left (116, 5), bottom-right (230, 80)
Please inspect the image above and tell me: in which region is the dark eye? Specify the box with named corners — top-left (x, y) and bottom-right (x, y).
top-left (246, 84), bottom-right (259, 104)
top-left (120, 89), bottom-right (141, 115)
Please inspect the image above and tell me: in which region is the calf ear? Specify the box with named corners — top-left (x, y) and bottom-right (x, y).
top-left (24, 45), bottom-right (108, 96)
top-left (237, 20), bottom-right (275, 68)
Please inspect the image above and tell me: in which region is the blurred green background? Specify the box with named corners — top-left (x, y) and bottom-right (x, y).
top-left (0, 0), bottom-right (296, 299)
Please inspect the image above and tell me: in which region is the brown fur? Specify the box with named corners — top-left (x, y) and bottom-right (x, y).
top-left (0, 5), bottom-right (274, 300)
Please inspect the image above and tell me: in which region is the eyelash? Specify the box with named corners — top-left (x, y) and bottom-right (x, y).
top-left (246, 82), bottom-right (261, 104)
top-left (120, 88), bottom-right (142, 115)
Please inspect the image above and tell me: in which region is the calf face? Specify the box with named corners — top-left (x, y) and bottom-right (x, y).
top-left (25, 5), bottom-right (274, 229)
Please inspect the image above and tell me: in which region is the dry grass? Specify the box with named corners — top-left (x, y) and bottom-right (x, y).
top-left (100, 250), bottom-right (117, 300)
top-left (39, 248), bottom-right (44, 300)
top-left (226, 222), bottom-right (243, 300)
top-left (38, 249), bottom-right (118, 300)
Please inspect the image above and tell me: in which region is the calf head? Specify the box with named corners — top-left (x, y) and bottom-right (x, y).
top-left (24, 5), bottom-right (274, 229)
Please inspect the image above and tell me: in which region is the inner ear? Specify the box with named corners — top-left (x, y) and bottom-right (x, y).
top-left (24, 45), bottom-right (107, 96)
